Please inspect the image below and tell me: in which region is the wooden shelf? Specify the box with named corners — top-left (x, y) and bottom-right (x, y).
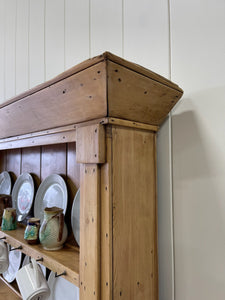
top-left (0, 275), bottom-right (22, 299)
top-left (0, 225), bottom-right (79, 287)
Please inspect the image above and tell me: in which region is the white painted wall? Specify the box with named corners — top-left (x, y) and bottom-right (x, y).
top-left (0, 1), bottom-right (224, 299)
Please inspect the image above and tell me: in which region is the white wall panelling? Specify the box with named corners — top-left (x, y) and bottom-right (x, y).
top-left (0, 0), bottom-right (5, 103)
top-left (171, 0), bottom-right (225, 299)
top-left (123, 0), bottom-right (170, 77)
top-left (45, 0), bottom-right (65, 80)
top-left (1, 1), bottom-right (224, 300)
top-left (29, 0), bottom-right (45, 88)
top-left (16, 0), bottom-right (29, 95)
top-left (65, 0), bottom-right (90, 69)
top-left (4, 0), bottom-right (17, 100)
top-left (90, 0), bottom-right (123, 57)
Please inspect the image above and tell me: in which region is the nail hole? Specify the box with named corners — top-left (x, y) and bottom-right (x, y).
top-left (106, 282), bottom-right (108, 286)
top-left (92, 217), bottom-right (94, 222)
top-left (144, 91), bottom-right (147, 94)
top-left (94, 154), bottom-right (97, 157)
top-left (63, 89), bottom-right (66, 94)
top-left (120, 291), bottom-right (122, 296)
top-left (89, 95), bottom-right (92, 99)
top-left (97, 70), bottom-right (101, 74)
top-left (80, 83), bottom-right (84, 86)
top-left (95, 128), bottom-right (97, 133)
top-left (105, 186), bottom-right (108, 191)
top-left (118, 78), bottom-right (122, 82)
top-left (93, 78), bottom-right (96, 80)
top-left (115, 69), bottom-right (118, 72)
top-left (106, 233), bottom-right (108, 238)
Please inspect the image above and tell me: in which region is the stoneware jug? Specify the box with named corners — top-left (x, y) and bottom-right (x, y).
top-left (1, 207), bottom-right (17, 231)
top-left (39, 207), bottom-right (68, 250)
top-left (0, 194), bottom-right (12, 225)
top-left (16, 258), bottom-right (50, 300)
top-left (0, 240), bottom-right (9, 274)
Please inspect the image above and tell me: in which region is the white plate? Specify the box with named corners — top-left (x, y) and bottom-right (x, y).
top-left (12, 173), bottom-right (34, 222)
top-left (0, 171), bottom-right (11, 195)
top-left (22, 255), bottom-right (46, 277)
top-left (3, 245), bottom-right (22, 283)
top-left (71, 188), bottom-right (80, 246)
top-left (47, 271), bottom-right (79, 300)
top-left (34, 174), bottom-right (67, 223)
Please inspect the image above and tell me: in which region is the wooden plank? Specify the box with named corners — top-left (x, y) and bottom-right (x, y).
top-left (0, 54), bottom-right (106, 108)
top-left (111, 126), bottom-right (157, 299)
top-left (0, 130), bottom-right (76, 150)
top-left (80, 164), bottom-right (100, 300)
top-left (107, 60), bottom-right (183, 126)
top-left (21, 146), bottom-right (41, 188)
top-left (108, 118), bottom-right (159, 132)
top-left (0, 150), bottom-right (7, 172)
top-left (41, 144), bottom-right (66, 180)
top-left (100, 126), bottom-right (113, 300)
top-left (0, 226), bottom-right (79, 286)
top-left (0, 51), bottom-right (182, 109)
top-left (6, 149), bottom-right (21, 181)
top-left (76, 124), bottom-right (105, 164)
top-left (106, 52), bottom-right (182, 92)
top-left (0, 61), bottom-right (107, 139)
top-left (0, 276), bottom-right (21, 299)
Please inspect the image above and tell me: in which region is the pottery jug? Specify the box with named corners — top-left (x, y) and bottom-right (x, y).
top-left (1, 207), bottom-right (17, 231)
top-left (39, 207), bottom-right (67, 250)
top-left (0, 195), bottom-right (12, 225)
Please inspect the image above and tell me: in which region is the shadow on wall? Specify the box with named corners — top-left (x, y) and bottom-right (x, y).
top-left (171, 94), bottom-right (225, 299)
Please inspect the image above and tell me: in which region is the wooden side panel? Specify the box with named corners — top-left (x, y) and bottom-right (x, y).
top-left (80, 164), bottom-right (100, 300)
top-left (107, 60), bottom-right (182, 126)
top-left (112, 126), bottom-right (158, 300)
top-left (76, 124), bottom-right (105, 164)
top-left (101, 126), bottom-right (113, 300)
top-left (0, 62), bottom-right (107, 139)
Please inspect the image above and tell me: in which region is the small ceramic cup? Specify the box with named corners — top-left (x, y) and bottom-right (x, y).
top-left (0, 240), bottom-right (9, 274)
top-left (1, 207), bottom-right (17, 231)
top-left (16, 258), bottom-right (50, 300)
top-left (24, 218), bottom-right (40, 245)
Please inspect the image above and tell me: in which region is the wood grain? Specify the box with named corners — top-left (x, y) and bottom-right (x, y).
top-left (100, 125), bottom-right (113, 300)
top-left (80, 164), bottom-right (100, 300)
top-left (111, 126), bottom-right (157, 300)
top-left (41, 144), bottom-right (67, 180)
top-left (76, 124), bottom-right (105, 164)
top-left (0, 225), bottom-right (79, 286)
top-left (0, 61), bottom-right (107, 138)
top-left (0, 276), bottom-right (21, 299)
top-left (107, 60), bottom-right (182, 126)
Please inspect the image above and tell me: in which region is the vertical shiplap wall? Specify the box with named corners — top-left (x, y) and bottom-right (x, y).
top-left (171, 0), bottom-right (225, 299)
top-left (1, 1), bottom-right (224, 300)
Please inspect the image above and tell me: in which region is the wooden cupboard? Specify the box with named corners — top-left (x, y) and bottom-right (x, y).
top-left (0, 52), bottom-right (183, 299)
